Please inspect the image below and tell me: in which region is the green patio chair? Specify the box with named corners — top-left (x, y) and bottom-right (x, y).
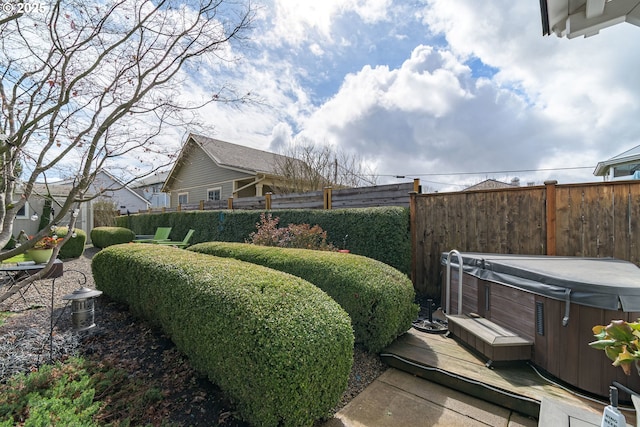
top-left (133, 227), bottom-right (172, 243)
top-left (154, 229), bottom-right (195, 248)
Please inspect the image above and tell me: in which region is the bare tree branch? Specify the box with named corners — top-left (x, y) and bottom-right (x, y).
top-left (273, 138), bottom-right (378, 194)
top-left (0, 0), bottom-right (256, 301)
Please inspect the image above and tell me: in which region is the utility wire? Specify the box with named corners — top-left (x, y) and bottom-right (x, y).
top-left (378, 165), bottom-right (595, 178)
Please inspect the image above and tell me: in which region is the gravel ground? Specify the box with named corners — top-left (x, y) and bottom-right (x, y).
top-left (0, 246), bottom-right (388, 425)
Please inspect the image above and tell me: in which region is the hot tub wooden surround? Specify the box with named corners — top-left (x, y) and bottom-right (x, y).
top-left (441, 251), bottom-right (640, 401)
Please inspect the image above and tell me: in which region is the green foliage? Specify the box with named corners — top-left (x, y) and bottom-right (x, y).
top-left (92, 244), bottom-right (354, 427)
top-left (189, 242), bottom-right (418, 353)
top-left (590, 320), bottom-right (640, 376)
top-left (90, 226), bottom-right (135, 249)
top-left (0, 311), bottom-right (11, 327)
top-left (0, 358), bottom-right (101, 426)
top-left (0, 354), bottom-right (176, 426)
top-left (115, 206), bottom-right (410, 274)
top-left (54, 227), bottom-right (86, 259)
top-left (248, 213), bottom-right (335, 250)
top-left (38, 197), bottom-right (53, 232)
top-left (2, 235), bottom-right (16, 250)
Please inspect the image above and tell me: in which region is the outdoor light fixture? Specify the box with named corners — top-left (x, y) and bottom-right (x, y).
top-left (62, 286), bottom-right (103, 332)
top-left (30, 213), bottom-right (38, 221)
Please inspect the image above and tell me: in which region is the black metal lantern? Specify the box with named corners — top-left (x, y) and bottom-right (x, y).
top-left (62, 287), bottom-right (103, 331)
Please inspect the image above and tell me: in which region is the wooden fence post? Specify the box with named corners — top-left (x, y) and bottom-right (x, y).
top-left (323, 187), bottom-right (332, 210)
top-left (409, 191), bottom-right (418, 289)
top-left (413, 178), bottom-right (421, 193)
top-left (199, 200), bottom-right (204, 210)
top-left (227, 197), bottom-right (233, 210)
top-left (177, 204), bottom-right (182, 212)
top-left (265, 192), bottom-right (272, 210)
top-left (545, 180), bottom-right (558, 256)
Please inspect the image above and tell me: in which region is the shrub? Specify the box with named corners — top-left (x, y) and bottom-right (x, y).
top-left (0, 358), bottom-right (101, 426)
top-left (248, 213), bottom-right (335, 250)
top-left (92, 244), bottom-right (353, 427)
top-left (54, 227), bottom-right (86, 259)
top-left (115, 206), bottom-right (411, 274)
top-left (90, 227), bottom-right (135, 249)
top-left (2, 235), bottom-right (16, 250)
top-left (189, 242), bottom-right (418, 353)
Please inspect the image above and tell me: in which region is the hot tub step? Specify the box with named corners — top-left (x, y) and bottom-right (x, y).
top-left (447, 314), bottom-right (533, 364)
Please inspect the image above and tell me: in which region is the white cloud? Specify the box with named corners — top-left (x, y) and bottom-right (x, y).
top-left (263, 0), bottom-right (393, 48)
top-left (189, 0), bottom-right (640, 190)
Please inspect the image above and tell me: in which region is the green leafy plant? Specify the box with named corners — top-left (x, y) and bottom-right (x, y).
top-left (0, 311), bottom-right (11, 327)
top-left (54, 227), bottom-right (87, 259)
top-left (0, 358), bottom-right (101, 426)
top-left (0, 354), bottom-right (180, 426)
top-left (90, 226), bottom-right (135, 249)
top-left (92, 244), bottom-right (354, 427)
top-left (190, 241), bottom-right (418, 353)
top-left (589, 319), bottom-right (640, 375)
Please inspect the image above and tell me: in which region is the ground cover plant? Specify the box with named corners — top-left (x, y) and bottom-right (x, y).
top-left (0, 300), bottom-right (251, 427)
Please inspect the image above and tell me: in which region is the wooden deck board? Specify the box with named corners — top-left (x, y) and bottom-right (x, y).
top-left (381, 327), bottom-right (638, 424)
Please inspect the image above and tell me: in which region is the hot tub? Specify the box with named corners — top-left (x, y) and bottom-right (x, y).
top-left (440, 251), bottom-right (640, 400)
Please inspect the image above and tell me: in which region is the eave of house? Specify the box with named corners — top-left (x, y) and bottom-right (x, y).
top-left (162, 134), bottom-right (299, 193)
top-left (541, 0), bottom-right (640, 38)
top-left (593, 144), bottom-right (640, 176)
top-left (161, 135), bottom-right (261, 193)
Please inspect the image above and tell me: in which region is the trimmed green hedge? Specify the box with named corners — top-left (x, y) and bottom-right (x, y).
top-left (55, 228), bottom-right (86, 259)
top-left (91, 244), bottom-right (353, 427)
top-left (189, 242), bottom-right (418, 353)
top-left (115, 207), bottom-right (411, 275)
top-left (90, 227), bottom-right (135, 249)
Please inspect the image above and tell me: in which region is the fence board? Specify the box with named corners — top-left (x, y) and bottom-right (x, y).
top-left (144, 182), bottom-right (415, 214)
top-left (411, 180), bottom-right (640, 297)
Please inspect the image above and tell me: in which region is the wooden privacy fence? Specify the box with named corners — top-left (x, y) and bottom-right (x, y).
top-left (411, 180), bottom-right (640, 297)
top-left (141, 180), bottom-right (420, 213)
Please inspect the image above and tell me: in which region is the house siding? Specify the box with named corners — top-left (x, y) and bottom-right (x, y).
top-left (168, 143), bottom-right (253, 207)
top-left (91, 171), bottom-right (150, 214)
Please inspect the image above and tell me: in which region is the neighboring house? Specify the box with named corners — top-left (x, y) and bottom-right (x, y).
top-left (12, 182), bottom-right (91, 241)
top-left (12, 169), bottom-right (150, 243)
top-left (593, 144), bottom-right (640, 180)
top-left (540, 0), bottom-right (640, 38)
top-left (132, 171), bottom-right (170, 209)
top-left (463, 178), bottom-right (522, 191)
top-left (88, 170), bottom-right (151, 215)
top-left (162, 134), bottom-right (303, 208)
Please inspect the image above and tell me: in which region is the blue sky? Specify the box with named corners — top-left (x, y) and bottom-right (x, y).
top-left (179, 0), bottom-right (640, 191)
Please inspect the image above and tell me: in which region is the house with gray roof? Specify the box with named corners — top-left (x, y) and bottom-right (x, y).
top-left (162, 134), bottom-right (304, 208)
top-left (594, 144), bottom-right (640, 180)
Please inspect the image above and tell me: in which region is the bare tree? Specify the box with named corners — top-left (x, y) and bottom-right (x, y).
top-left (273, 138), bottom-right (377, 194)
top-left (0, 0), bottom-right (255, 302)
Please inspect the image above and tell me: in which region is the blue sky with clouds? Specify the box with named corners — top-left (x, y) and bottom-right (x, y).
top-left (186, 0), bottom-right (640, 191)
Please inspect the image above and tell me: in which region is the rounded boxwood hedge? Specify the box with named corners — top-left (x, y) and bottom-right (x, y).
top-left (54, 227), bottom-right (86, 259)
top-left (91, 244), bottom-right (353, 427)
top-left (90, 226), bottom-right (135, 249)
top-left (189, 242), bottom-right (418, 353)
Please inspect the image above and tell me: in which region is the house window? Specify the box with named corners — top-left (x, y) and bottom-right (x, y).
top-left (207, 187), bottom-right (221, 201)
top-left (178, 193), bottom-right (188, 205)
top-left (15, 202), bottom-right (28, 219)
